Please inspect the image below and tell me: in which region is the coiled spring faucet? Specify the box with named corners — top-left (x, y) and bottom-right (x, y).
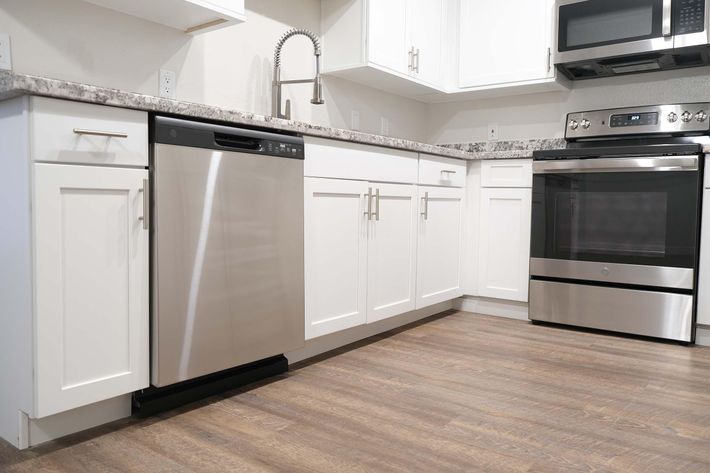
top-left (272, 28), bottom-right (324, 120)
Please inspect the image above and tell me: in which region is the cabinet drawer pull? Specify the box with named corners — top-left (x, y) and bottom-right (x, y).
top-left (138, 179), bottom-right (149, 230)
top-left (73, 128), bottom-right (129, 139)
top-left (440, 169), bottom-right (457, 175)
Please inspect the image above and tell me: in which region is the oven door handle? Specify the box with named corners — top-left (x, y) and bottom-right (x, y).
top-left (533, 156), bottom-right (699, 174)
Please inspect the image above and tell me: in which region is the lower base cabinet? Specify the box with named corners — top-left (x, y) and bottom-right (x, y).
top-left (415, 186), bottom-right (465, 308)
top-left (34, 163), bottom-right (149, 417)
top-left (304, 178), bottom-right (420, 339)
top-left (477, 187), bottom-right (532, 302)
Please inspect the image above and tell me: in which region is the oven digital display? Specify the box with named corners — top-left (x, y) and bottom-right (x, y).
top-left (610, 112), bottom-right (658, 128)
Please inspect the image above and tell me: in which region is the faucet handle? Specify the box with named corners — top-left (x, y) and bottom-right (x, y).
top-left (284, 99), bottom-right (291, 120)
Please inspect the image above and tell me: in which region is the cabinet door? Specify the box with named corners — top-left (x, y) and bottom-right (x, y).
top-left (367, 183), bottom-right (418, 323)
top-left (697, 191), bottom-right (710, 325)
top-left (305, 178), bottom-right (369, 339)
top-left (34, 164), bottom-right (149, 418)
top-left (408, 0), bottom-right (444, 86)
top-left (478, 187), bottom-right (532, 302)
top-left (416, 186), bottom-right (465, 308)
top-left (368, 0), bottom-right (409, 75)
top-left (459, 0), bottom-right (553, 88)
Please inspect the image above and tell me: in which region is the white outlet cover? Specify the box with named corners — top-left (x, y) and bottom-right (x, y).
top-left (159, 69), bottom-right (176, 99)
top-left (381, 117), bottom-right (389, 136)
top-left (0, 34), bottom-right (12, 71)
top-left (351, 110), bottom-right (360, 131)
top-left (487, 123), bottom-right (499, 141)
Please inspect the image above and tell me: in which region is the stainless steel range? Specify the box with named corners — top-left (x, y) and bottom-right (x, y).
top-left (530, 103), bottom-right (710, 342)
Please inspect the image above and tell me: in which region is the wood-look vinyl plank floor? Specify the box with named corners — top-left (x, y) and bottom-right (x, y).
top-left (2, 310), bottom-right (710, 472)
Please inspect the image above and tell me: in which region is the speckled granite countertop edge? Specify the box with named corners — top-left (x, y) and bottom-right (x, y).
top-left (0, 71), bottom-right (565, 160)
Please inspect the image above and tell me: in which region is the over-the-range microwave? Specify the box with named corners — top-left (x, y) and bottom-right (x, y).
top-left (554, 0), bottom-right (710, 79)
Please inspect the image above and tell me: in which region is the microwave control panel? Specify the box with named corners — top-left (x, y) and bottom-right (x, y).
top-left (675, 0), bottom-right (706, 35)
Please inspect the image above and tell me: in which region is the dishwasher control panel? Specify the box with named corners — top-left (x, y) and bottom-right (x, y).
top-left (264, 140), bottom-right (304, 159)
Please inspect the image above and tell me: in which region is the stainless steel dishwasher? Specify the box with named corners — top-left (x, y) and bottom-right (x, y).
top-left (150, 116), bottom-right (304, 388)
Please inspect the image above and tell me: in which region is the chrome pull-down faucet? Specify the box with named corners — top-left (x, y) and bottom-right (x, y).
top-left (272, 28), bottom-right (324, 120)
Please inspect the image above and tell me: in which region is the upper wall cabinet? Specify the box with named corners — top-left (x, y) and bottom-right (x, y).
top-left (82, 0), bottom-right (246, 34)
top-left (322, 0), bottom-right (446, 95)
top-left (458, 0), bottom-right (558, 90)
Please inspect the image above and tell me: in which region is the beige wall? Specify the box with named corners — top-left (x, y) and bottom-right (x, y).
top-left (0, 0), bottom-right (428, 140)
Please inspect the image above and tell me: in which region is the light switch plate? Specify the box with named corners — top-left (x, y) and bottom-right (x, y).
top-left (487, 123), bottom-right (499, 141)
top-left (159, 69), bottom-right (176, 99)
top-left (0, 34), bottom-right (13, 71)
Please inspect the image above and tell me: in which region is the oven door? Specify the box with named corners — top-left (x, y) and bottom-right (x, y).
top-left (555, 0), bottom-right (675, 64)
top-left (531, 155), bottom-right (701, 290)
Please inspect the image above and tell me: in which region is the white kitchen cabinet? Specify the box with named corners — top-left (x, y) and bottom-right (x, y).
top-left (416, 186), bottom-right (465, 308)
top-left (322, 0), bottom-right (446, 95)
top-left (459, 0), bottom-right (555, 89)
top-left (304, 178), bottom-right (369, 339)
top-left (477, 187), bottom-right (532, 302)
top-left (34, 164), bottom-right (149, 418)
top-left (0, 96), bottom-right (149, 449)
top-left (697, 190), bottom-right (710, 326)
top-left (81, 0), bottom-right (245, 34)
top-left (367, 183), bottom-right (419, 323)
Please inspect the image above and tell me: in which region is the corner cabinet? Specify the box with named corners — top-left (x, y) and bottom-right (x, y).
top-left (81, 0), bottom-right (246, 34)
top-left (321, 0), bottom-right (446, 95)
top-left (0, 96), bottom-right (149, 448)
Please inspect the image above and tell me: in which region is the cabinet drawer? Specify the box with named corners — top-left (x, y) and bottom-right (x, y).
top-left (481, 159), bottom-right (532, 188)
top-left (418, 154), bottom-right (466, 187)
top-left (30, 97), bottom-right (148, 167)
top-left (304, 137), bottom-right (418, 184)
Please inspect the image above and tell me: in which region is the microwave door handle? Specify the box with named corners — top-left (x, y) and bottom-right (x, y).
top-left (662, 0), bottom-right (672, 37)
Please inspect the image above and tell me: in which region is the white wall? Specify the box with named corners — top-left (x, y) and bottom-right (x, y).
top-left (0, 0), bottom-right (427, 140)
top-left (426, 67), bottom-right (710, 144)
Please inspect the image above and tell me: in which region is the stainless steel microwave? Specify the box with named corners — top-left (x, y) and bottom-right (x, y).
top-left (554, 0), bottom-right (710, 79)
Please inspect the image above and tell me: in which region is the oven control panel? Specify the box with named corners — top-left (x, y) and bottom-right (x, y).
top-left (566, 104), bottom-right (710, 140)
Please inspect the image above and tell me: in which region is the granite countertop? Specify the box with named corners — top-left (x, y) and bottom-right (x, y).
top-left (0, 71), bottom-right (563, 160)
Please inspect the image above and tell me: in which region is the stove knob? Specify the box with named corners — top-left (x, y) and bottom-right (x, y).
top-left (569, 119), bottom-right (579, 130)
top-left (667, 112), bottom-right (678, 123)
top-left (581, 118), bottom-right (591, 129)
top-left (681, 111), bottom-right (693, 123)
top-left (696, 110), bottom-right (708, 122)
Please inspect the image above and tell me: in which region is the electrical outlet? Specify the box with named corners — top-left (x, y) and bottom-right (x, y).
top-left (351, 110), bottom-right (360, 131)
top-left (487, 123), bottom-right (499, 141)
top-left (159, 69), bottom-right (176, 99)
top-left (0, 34), bottom-right (13, 71)
top-left (381, 117), bottom-right (389, 136)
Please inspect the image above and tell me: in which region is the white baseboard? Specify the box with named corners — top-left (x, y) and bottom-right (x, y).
top-left (286, 301), bottom-right (454, 365)
top-left (453, 295), bottom-right (529, 321)
top-left (18, 395), bottom-right (131, 449)
top-left (696, 326), bottom-right (710, 347)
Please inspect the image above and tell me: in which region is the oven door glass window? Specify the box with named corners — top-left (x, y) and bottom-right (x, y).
top-left (531, 171), bottom-right (700, 268)
top-left (558, 0), bottom-right (664, 52)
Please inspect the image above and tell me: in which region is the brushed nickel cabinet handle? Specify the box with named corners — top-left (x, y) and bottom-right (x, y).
top-left (373, 188), bottom-right (380, 221)
top-left (414, 48), bottom-right (420, 73)
top-left (364, 188), bottom-right (373, 220)
top-left (138, 179), bottom-right (149, 230)
top-left (408, 48), bottom-right (414, 72)
top-left (421, 192), bottom-right (429, 220)
top-left (73, 128), bottom-right (128, 138)
top-left (440, 169), bottom-right (457, 175)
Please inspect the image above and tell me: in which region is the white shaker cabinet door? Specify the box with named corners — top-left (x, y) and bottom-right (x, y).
top-left (368, 0), bottom-right (410, 75)
top-left (305, 178), bottom-right (369, 339)
top-left (477, 187), bottom-right (532, 302)
top-left (33, 164), bottom-right (149, 418)
top-left (367, 183), bottom-right (418, 323)
top-left (407, 0), bottom-right (444, 86)
top-left (416, 186), bottom-right (465, 308)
